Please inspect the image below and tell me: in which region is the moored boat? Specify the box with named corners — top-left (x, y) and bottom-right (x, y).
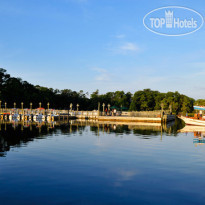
top-left (179, 105), bottom-right (205, 126)
top-left (179, 116), bottom-right (205, 126)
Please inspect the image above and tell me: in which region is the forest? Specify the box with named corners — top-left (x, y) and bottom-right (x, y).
top-left (0, 68), bottom-right (195, 113)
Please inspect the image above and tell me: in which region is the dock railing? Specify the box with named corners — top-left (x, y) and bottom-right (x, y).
top-left (1, 108), bottom-right (173, 122)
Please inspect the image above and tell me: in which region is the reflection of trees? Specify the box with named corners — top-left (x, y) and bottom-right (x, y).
top-left (133, 129), bottom-right (160, 137)
top-left (0, 121), bottom-right (86, 157)
top-left (168, 117), bottom-right (185, 134)
top-left (90, 120), bottom-right (184, 137)
top-left (72, 119), bottom-right (184, 136)
top-left (0, 123), bottom-right (47, 157)
top-left (0, 119), bottom-right (185, 157)
top-left (90, 124), bottom-right (131, 136)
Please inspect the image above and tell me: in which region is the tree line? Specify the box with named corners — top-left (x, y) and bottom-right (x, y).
top-left (0, 68), bottom-right (195, 113)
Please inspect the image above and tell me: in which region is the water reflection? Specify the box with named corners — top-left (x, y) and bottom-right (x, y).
top-left (79, 118), bottom-right (184, 136)
top-left (0, 119), bottom-right (186, 157)
top-left (0, 119), bottom-right (205, 205)
top-left (0, 120), bottom-right (85, 157)
top-left (179, 125), bottom-right (205, 146)
top-left (193, 132), bottom-right (205, 146)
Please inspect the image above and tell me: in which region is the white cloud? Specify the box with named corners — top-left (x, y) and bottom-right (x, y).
top-left (120, 42), bottom-right (139, 52)
top-left (109, 42), bottom-right (141, 55)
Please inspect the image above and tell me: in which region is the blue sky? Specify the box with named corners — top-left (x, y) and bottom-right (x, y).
top-left (0, 0), bottom-right (205, 99)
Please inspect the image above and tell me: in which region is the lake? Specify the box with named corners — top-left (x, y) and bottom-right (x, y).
top-left (0, 119), bottom-right (205, 205)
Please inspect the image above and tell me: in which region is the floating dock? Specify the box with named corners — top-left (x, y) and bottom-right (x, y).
top-left (70, 110), bottom-right (175, 123)
top-left (0, 109), bottom-right (175, 123)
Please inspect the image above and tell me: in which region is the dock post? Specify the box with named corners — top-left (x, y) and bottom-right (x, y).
top-left (102, 103), bottom-right (105, 116)
top-left (108, 104), bottom-right (110, 116)
top-left (21, 102), bottom-right (24, 121)
top-left (98, 102), bottom-right (100, 117)
top-left (30, 103), bottom-right (32, 120)
top-left (161, 102), bottom-right (164, 122)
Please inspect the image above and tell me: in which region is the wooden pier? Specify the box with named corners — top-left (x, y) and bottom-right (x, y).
top-left (0, 108), bottom-right (70, 122)
top-left (68, 110), bottom-right (175, 123)
top-left (0, 107), bottom-right (175, 124)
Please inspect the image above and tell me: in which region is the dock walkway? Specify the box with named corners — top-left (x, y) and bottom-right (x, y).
top-left (0, 108), bottom-right (175, 123)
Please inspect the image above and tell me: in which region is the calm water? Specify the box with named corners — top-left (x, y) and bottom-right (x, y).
top-left (0, 120), bottom-right (205, 205)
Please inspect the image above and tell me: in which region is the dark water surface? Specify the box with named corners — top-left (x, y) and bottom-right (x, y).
top-left (0, 120), bottom-right (205, 205)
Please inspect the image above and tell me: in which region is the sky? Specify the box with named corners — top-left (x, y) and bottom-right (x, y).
top-left (0, 0), bottom-right (205, 99)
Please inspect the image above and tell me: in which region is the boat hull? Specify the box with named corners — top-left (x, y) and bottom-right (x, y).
top-left (179, 116), bottom-right (205, 126)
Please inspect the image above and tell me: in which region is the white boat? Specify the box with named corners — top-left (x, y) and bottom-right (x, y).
top-left (179, 116), bottom-right (205, 126)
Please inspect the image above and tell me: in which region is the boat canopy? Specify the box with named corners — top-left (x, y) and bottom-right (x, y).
top-left (194, 106), bottom-right (205, 111)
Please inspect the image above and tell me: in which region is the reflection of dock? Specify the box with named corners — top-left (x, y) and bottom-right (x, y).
top-left (69, 119), bottom-right (175, 134)
top-left (71, 119), bottom-right (160, 127)
top-left (0, 119), bottom-right (181, 157)
top-left (75, 119), bottom-right (161, 126)
top-left (0, 118), bottom-right (178, 134)
top-left (98, 116), bottom-right (162, 123)
top-left (0, 120), bottom-right (74, 132)
top-left (0, 118), bottom-right (179, 139)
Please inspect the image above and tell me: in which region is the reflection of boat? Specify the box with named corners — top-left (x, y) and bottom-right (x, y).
top-left (178, 125), bottom-right (205, 133)
top-left (193, 133), bottom-right (205, 146)
top-left (179, 116), bottom-right (205, 126)
top-left (178, 125), bottom-right (205, 146)
top-left (193, 138), bottom-right (205, 144)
